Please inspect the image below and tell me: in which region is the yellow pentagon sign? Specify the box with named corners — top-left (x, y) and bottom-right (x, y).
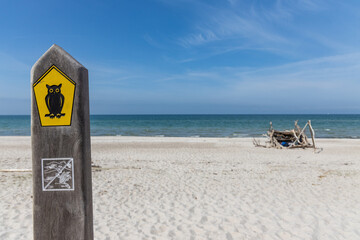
top-left (33, 65), bottom-right (76, 127)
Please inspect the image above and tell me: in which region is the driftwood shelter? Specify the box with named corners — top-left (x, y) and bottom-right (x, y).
top-left (254, 120), bottom-right (316, 149)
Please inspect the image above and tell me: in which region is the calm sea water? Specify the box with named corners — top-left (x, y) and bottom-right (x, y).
top-left (0, 115), bottom-right (359, 138)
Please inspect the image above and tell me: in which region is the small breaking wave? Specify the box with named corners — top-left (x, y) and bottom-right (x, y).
top-left (230, 133), bottom-right (249, 138)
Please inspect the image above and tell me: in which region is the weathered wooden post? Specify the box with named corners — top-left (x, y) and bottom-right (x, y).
top-left (31, 44), bottom-right (93, 239)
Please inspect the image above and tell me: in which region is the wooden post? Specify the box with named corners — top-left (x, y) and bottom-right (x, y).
top-left (31, 44), bottom-right (93, 240)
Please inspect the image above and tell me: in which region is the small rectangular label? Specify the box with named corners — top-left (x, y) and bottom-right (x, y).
top-left (41, 158), bottom-right (74, 191)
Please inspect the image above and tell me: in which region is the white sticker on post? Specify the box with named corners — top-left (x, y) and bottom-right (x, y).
top-left (41, 158), bottom-right (74, 191)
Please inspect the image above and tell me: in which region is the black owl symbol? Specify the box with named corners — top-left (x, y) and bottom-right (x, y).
top-left (45, 84), bottom-right (65, 119)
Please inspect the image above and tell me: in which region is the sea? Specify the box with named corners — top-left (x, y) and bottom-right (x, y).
top-left (0, 114), bottom-right (359, 138)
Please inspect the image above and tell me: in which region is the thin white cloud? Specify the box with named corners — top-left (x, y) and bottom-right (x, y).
top-left (177, 1), bottom-right (294, 48)
top-left (179, 30), bottom-right (219, 47)
top-left (178, 8), bottom-right (288, 48)
top-left (173, 0), bottom-right (359, 60)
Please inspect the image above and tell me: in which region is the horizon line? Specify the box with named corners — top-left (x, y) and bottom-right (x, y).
top-left (1, 113), bottom-right (360, 116)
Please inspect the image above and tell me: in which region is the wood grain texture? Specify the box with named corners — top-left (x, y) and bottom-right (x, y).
top-left (31, 44), bottom-right (93, 240)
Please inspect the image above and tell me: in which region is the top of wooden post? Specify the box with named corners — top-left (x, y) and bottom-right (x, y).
top-left (31, 44), bottom-right (88, 127)
top-left (31, 44), bottom-right (85, 84)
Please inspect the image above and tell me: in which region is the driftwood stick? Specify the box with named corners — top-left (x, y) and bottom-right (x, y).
top-left (295, 120), bottom-right (309, 144)
top-left (308, 120), bottom-right (316, 149)
top-left (271, 132), bottom-right (283, 149)
top-left (274, 140), bottom-right (283, 149)
top-left (288, 122), bottom-right (309, 148)
top-left (253, 138), bottom-right (267, 148)
top-left (269, 130), bottom-right (282, 148)
top-left (268, 130), bottom-right (274, 146)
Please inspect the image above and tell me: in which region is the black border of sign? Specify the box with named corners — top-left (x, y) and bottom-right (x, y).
top-left (33, 64), bottom-right (76, 127)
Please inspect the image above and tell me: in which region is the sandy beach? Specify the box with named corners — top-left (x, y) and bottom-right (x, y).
top-left (1, 136), bottom-right (360, 239)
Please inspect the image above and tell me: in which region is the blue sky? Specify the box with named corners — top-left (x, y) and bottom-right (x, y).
top-left (0, 0), bottom-right (360, 114)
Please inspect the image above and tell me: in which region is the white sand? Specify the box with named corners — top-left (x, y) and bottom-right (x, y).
top-left (1, 136), bottom-right (360, 239)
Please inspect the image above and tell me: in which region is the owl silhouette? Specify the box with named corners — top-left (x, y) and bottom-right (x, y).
top-left (45, 84), bottom-right (65, 119)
